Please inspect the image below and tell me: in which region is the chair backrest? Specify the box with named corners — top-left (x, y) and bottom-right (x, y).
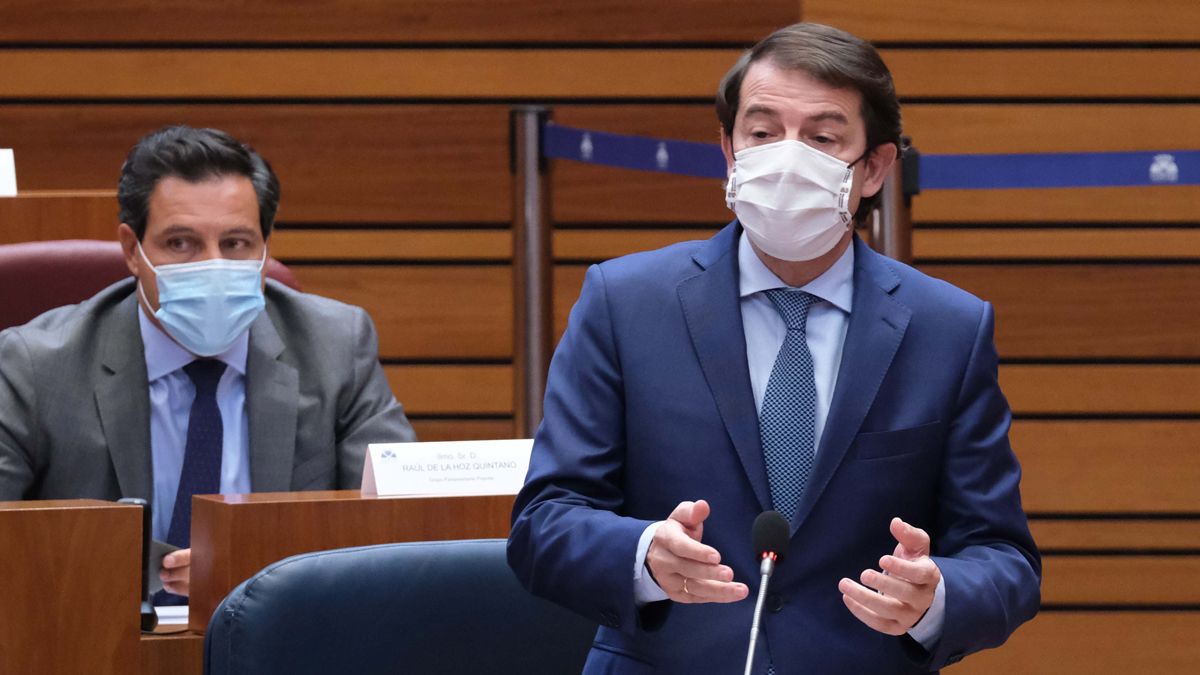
top-left (0, 239), bottom-right (300, 331)
top-left (203, 539), bottom-right (597, 675)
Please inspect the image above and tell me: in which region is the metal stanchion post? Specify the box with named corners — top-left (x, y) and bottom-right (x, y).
top-left (871, 140), bottom-right (915, 264)
top-left (510, 107), bottom-right (553, 438)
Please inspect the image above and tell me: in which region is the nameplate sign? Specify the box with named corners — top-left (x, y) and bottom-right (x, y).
top-left (362, 439), bottom-right (533, 497)
top-left (0, 149), bottom-right (16, 196)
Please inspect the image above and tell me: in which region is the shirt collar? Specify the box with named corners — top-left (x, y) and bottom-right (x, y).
top-left (737, 229), bottom-right (854, 314)
top-left (138, 301), bottom-right (249, 382)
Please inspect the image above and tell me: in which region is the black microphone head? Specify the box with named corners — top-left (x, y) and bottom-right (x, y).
top-left (752, 511), bottom-right (790, 562)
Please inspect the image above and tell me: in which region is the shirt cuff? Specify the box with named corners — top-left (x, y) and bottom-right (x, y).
top-left (906, 574), bottom-right (946, 650)
top-left (633, 521), bottom-right (670, 605)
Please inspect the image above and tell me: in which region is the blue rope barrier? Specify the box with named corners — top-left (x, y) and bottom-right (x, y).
top-left (541, 123), bottom-right (1199, 190)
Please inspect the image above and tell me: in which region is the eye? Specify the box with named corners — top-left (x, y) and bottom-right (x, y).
top-left (811, 135), bottom-right (833, 145)
top-left (222, 237), bottom-right (251, 251)
top-left (165, 237), bottom-right (192, 253)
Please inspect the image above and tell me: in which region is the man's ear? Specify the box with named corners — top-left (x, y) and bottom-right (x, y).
top-left (116, 223), bottom-right (142, 277)
top-left (859, 142), bottom-right (899, 200)
top-left (719, 127), bottom-right (735, 173)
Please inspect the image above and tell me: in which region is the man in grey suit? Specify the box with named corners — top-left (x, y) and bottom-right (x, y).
top-left (0, 125), bottom-right (415, 599)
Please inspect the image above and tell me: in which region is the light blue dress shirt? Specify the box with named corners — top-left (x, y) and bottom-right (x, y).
top-left (632, 232), bottom-right (944, 648)
top-left (138, 306), bottom-right (252, 542)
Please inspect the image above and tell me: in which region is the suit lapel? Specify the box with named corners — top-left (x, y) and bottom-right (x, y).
top-left (678, 224), bottom-right (772, 512)
top-left (792, 238), bottom-right (911, 532)
top-left (245, 309), bottom-right (299, 492)
top-left (96, 293), bottom-right (153, 500)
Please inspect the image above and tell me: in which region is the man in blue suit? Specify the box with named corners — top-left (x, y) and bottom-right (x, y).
top-left (509, 23), bottom-right (1040, 674)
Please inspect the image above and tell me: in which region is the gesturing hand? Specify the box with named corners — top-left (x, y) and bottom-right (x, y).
top-left (645, 500), bottom-right (749, 604)
top-left (839, 517), bottom-right (940, 635)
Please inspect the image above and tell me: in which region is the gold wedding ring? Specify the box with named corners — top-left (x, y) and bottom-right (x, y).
top-left (682, 578), bottom-right (690, 594)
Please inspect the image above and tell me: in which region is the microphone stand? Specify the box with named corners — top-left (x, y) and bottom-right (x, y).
top-left (743, 552), bottom-right (778, 675)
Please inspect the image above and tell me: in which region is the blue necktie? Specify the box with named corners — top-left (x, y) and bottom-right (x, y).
top-left (760, 290), bottom-right (818, 675)
top-left (759, 289), bottom-right (819, 526)
top-left (155, 360), bottom-right (225, 606)
top-left (165, 359), bottom-right (226, 549)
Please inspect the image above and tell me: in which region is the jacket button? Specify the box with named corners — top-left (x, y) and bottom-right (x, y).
top-left (767, 593), bottom-right (784, 613)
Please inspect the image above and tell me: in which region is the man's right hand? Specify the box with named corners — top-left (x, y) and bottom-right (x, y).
top-left (645, 500), bottom-right (749, 604)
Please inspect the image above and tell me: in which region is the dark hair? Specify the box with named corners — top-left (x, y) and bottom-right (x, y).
top-left (716, 23), bottom-right (902, 222)
top-left (118, 125), bottom-right (281, 240)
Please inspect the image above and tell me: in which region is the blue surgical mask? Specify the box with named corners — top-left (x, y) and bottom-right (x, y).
top-left (138, 244), bottom-right (266, 357)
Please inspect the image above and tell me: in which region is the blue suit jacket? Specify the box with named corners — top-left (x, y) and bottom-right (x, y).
top-left (509, 224), bottom-right (1040, 674)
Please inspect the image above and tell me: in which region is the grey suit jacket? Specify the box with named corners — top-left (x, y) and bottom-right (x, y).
top-left (0, 278), bottom-right (416, 502)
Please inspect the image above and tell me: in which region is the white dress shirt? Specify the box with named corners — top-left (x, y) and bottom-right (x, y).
top-left (139, 305), bottom-right (252, 541)
top-left (632, 232), bottom-right (945, 648)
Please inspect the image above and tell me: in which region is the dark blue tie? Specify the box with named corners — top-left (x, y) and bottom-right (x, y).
top-left (759, 289), bottom-right (819, 526)
top-left (166, 359), bottom-right (226, 548)
top-left (760, 291), bottom-right (818, 675)
top-left (156, 360), bottom-right (225, 606)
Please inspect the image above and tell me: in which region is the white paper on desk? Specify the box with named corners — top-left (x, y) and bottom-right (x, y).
top-left (154, 605), bottom-right (189, 625)
top-left (148, 538), bottom-right (181, 596)
top-left (0, 149), bottom-right (16, 196)
top-left (362, 439), bottom-right (532, 497)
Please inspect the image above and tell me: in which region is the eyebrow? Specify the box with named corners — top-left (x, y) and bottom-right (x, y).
top-left (742, 105), bottom-right (849, 126)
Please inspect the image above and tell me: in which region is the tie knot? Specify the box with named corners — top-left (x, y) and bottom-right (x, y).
top-left (183, 359), bottom-right (226, 395)
top-left (764, 289), bottom-right (817, 331)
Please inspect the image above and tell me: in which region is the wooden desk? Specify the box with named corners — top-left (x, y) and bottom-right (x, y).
top-left (188, 490), bottom-right (514, 634)
top-left (0, 500), bottom-right (141, 675)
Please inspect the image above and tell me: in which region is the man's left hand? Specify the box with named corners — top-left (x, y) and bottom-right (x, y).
top-left (838, 517), bottom-right (940, 635)
top-left (160, 548), bottom-right (191, 597)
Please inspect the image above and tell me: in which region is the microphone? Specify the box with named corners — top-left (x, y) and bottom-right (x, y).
top-left (744, 511), bottom-right (789, 675)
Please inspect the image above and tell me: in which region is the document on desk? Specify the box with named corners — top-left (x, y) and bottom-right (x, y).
top-left (0, 149), bottom-right (16, 196)
top-left (362, 439), bottom-right (533, 497)
top-left (148, 538), bottom-right (181, 596)
top-left (154, 605), bottom-right (189, 625)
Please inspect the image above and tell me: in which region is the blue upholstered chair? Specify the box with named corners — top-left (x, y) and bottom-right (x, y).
top-left (204, 538), bottom-right (596, 675)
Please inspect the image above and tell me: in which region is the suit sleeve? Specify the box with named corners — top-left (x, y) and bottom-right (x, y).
top-left (333, 307), bottom-right (416, 488)
top-left (920, 302), bottom-right (1042, 669)
top-left (508, 264), bottom-right (657, 634)
top-left (0, 330), bottom-right (38, 500)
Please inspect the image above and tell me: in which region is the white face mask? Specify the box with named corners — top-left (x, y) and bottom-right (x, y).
top-left (725, 140), bottom-right (858, 262)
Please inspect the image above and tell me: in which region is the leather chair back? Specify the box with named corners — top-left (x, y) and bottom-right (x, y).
top-left (204, 539), bottom-right (596, 675)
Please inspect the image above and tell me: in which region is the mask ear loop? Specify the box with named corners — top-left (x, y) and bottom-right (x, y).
top-left (135, 241), bottom-right (160, 315)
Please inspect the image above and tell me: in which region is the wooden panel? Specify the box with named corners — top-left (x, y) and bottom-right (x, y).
top-left (554, 263), bottom-right (1200, 359)
top-left (0, 1), bottom-right (796, 44)
top-left (0, 49), bottom-right (738, 99)
top-left (0, 500), bottom-right (141, 675)
top-left (272, 229), bottom-right (510, 261)
top-left (924, 264), bottom-right (1200, 359)
top-left (1043, 555), bottom-right (1200, 605)
top-left (0, 105), bottom-right (509, 224)
top-left (555, 227), bottom-right (1200, 262)
top-left (410, 418), bottom-right (515, 442)
top-left (142, 634), bottom-right (203, 675)
top-left (914, 228), bottom-right (1200, 260)
top-left (887, 49), bottom-right (1200, 98)
top-left (2, 49), bottom-right (1197, 99)
top-left (1031, 519), bottom-right (1200, 551)
top-left (949, 612), bottom-right (1200, 674)
top-left (190, 491), bottom-right (514, 633)
top-left (0, 191), bottom-right (116, 243)
top-left (1015, 421), bottom-right (1200, 513)
top-left (1001, 365), bottom-right (1200, 415)
top-left (383, 365), bottom-right (512, 416)
top-left (293, 265), bottom-right (511, 359)
top-left (551, 105), bottom-right (1200, 224)
top-left (803, 0), bottom-right (1200, 43)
